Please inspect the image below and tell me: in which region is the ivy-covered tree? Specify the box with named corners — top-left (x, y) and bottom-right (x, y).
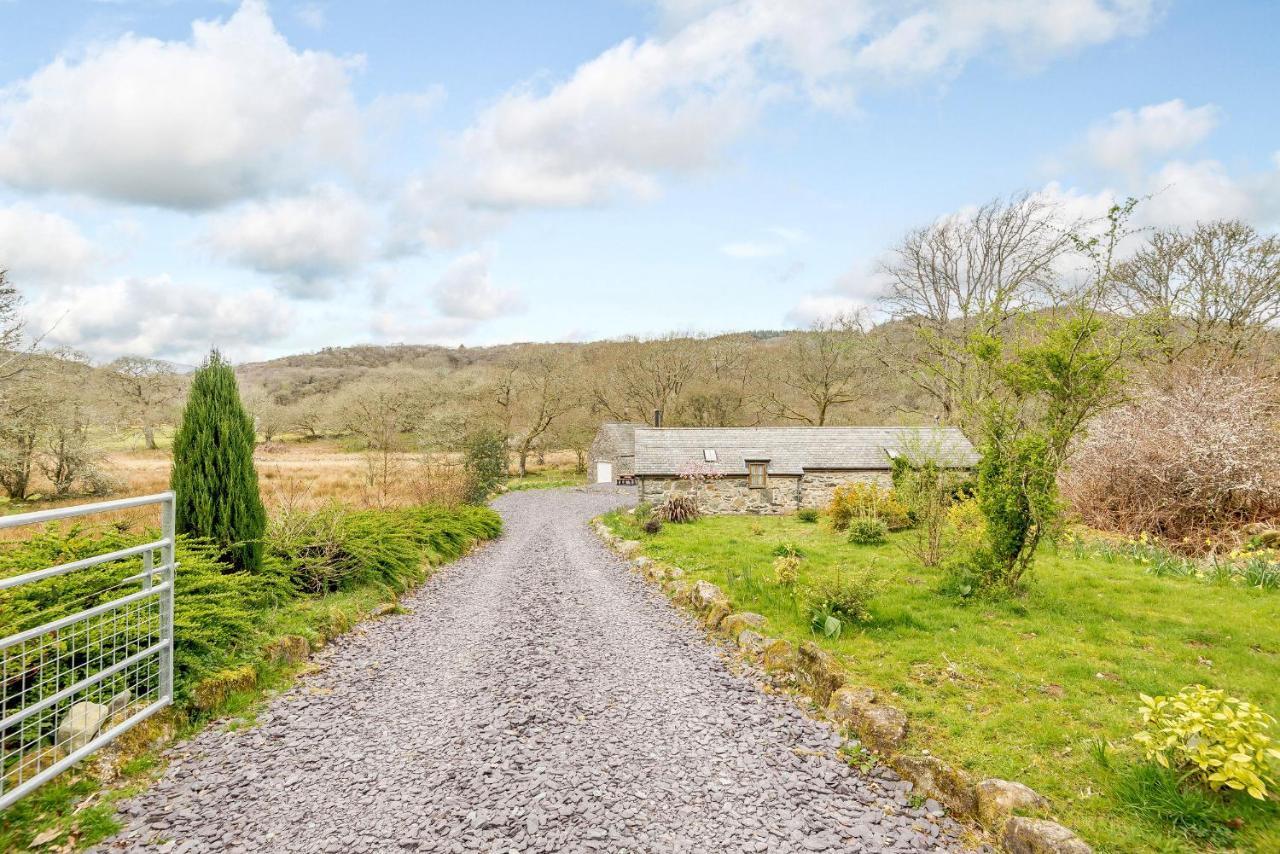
top-left (170, 350), bottom-right (266, 571)
top-left (463, 429), bottom-right (507, 505)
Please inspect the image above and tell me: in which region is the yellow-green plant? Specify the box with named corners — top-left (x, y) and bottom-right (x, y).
top-left (1134, 685), bottom-right (1280, 800)
top-left (946, 496), bottom-right (988, 554)
top-left (827, 482), bottom-right (911, 531)
top-left (773, 554), bottom-right (801, 585)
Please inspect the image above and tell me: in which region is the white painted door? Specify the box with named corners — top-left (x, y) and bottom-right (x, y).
top-left (596, 461), bottom-right (614, 483)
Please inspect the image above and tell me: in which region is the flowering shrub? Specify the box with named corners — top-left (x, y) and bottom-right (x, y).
top-left (772, 554), bottom-right (801, 585)
top-left (1134, 686), bottom-right (1280, 800)
top-left (827, 482), bottom-right (911, 531)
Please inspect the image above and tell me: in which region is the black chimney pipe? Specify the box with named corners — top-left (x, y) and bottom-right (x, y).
top-left (653, 409), bottom-right (663, 428)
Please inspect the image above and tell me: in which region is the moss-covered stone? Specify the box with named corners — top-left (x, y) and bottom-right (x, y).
top-left (264, 634), bottom-right (311, 666)
top-left (795, 641), bottom-right (844, 706)
top-left (891, 754), bottom-right (978, 818)
top-left (704, 600), bottom-right (732, 629)
top-left (193, 665), bottom-right (258, 711)
top-left (1002, 817), bottom-right (1092, 853)
top-left (976, 778), bottom-right (1048, 827)
top-left (762, 638), bottom-right (796, 672)
top-left (719, 612), bottom-right (767, 636)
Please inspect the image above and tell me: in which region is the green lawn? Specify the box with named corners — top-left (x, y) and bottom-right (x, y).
top-left (505, 466), bottom-right (587, 491)
top-left (603, 511), bottom-right (1280, 853)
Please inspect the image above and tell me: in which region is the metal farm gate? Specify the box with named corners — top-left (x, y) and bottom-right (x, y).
top-left (1, 493), bottom-right (175, 810)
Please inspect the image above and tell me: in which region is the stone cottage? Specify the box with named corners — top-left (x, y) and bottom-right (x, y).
top-left (634, 426), bottom-right (978, 514)
top-left (586, 422), bottom-right (643, 484)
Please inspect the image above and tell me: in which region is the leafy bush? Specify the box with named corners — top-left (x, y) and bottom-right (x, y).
top-left (633, 501), bottom-right (654, 525)
top-left (827, 482), bottom-right (911, 531)
top-left (796, 508), bottom-right (819, 523)
top-left (267, 506), bottom-right (421, 593)
top-left (848, 517), bottom-right (888, 545)
top-left (463, 429), bottom-right (508, 504)
top-left (805, 574), bottom-right (879, 626)
top-left (771, 541), bottom-right (805, 558)
top-left (1134, 686), bottom-right (1280, 800)
top-left (946, 496), bottom-right (989, 554)
top-left (772, 554), bottom-right (801, 585)
top-left (659, 494), bottom-right (699, 523)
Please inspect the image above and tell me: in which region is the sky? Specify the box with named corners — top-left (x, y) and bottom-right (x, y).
top-left (0, 0), bottom-right (1277, 365)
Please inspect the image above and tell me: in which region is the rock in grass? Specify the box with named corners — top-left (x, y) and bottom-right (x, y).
top-left (1002, 816), bottom-right (1092, 853)
top-left (704, 600), bottom-right (732, 629)
top-left (796, 641), bottom-right (844, 706)
top-left (264, 634), bottom-right (311, 665)
top-left (892, 754), bottom-right (978, 818)
top-left (736, 629), bottom-right (765, 652)
top-left (719, 612), bottom-right (767, 636)
top-left (57, 691), bottom-right (132, 751)
top-left (762, 638), bottom-right (796, 672)
top-left (859, 705), bottom-right (910, 752)
top-left (690, 580), bottom-right (727, 612)
top-left (616, 540), bottom-right (643, 557)
top-left (193, 665), bottom-right (258, 711)
top-left (976, 779), bottom-right (1048, 827)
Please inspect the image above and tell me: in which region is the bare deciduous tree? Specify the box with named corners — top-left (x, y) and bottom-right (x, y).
top-left (1, 270), bottom-right (26, 392)
top-left (1110, 220), bottom-right (1280, 366)
top-left (593, 334), bottom-right (702, 424)
top-left (496, 350), bottom-right (585, 477)
top-left (107, 356), bottom-right (185, 449)
top-left (762, 314), bottom-right (868, 425)
top-left (879, 193), bottom-right (1075, 429)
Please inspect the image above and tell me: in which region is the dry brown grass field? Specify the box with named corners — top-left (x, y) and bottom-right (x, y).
top-left (0, 439), bottom-right (582, 538)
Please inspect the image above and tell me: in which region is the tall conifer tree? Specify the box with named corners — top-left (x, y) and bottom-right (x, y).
top-left (170, 350), bottom-right (266, 571)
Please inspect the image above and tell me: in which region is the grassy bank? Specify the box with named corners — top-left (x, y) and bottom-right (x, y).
top-left (603, 511), bottom-right (1280, 853)
top-left (0, 503), bottom-right (501, 850)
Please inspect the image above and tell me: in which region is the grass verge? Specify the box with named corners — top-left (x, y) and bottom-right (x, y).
top-left (603, 510), bottom-right (1280, 853)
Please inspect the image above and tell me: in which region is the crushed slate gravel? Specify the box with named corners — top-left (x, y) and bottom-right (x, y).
top-left (94, 487), bottom-right (969, 853)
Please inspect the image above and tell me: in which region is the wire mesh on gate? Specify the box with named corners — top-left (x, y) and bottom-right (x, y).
top-left (0, 493), bottom-right (175, 810)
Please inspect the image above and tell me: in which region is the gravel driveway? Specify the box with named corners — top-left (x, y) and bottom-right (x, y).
top-left (96, 487), bottom-right (967, 853)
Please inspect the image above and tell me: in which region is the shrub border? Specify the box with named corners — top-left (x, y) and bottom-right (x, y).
top-left (593, 519), bottom-right (1093, 854)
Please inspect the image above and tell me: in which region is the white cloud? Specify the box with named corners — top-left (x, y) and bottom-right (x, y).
top-left (430, 252), bottom-right (525, 321)
top-left (786, 293), bottom-right (866, 326)
top-left (400, 0), bottom-right (1159, 247)
top-left (204, 185), bottom-right (375, 292)
top-left (29, 275), bottom-right (294, 362)
top-left (1085, 99), bottom-right (1219, 172)
top-left (0, 204), bottom-right (94, 283)
top-left (856, 0), bottom-right (1156, 78)
top-left (1142, 159), bottom-right (1256, 227)
top-left (0, 1), bottom-right (362, 209)
top-left (721, 226), bottom-right (806, 258)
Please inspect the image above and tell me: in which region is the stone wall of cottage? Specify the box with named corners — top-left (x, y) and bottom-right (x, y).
top-left (587, 430), bottom-right (635, 477)
top-left (638, 469), bottom-right (893, 515)
top-left (795, 470), bottom-right (892, 509)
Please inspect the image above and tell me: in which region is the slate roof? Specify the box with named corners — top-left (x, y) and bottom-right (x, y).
top-left (633, 426), bottom-right (977, 476)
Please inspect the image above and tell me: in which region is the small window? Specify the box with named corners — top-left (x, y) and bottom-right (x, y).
top-left (703, 449), bottom-right (718, 462)
top-left (747, 461), bottom-right (768, 489)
